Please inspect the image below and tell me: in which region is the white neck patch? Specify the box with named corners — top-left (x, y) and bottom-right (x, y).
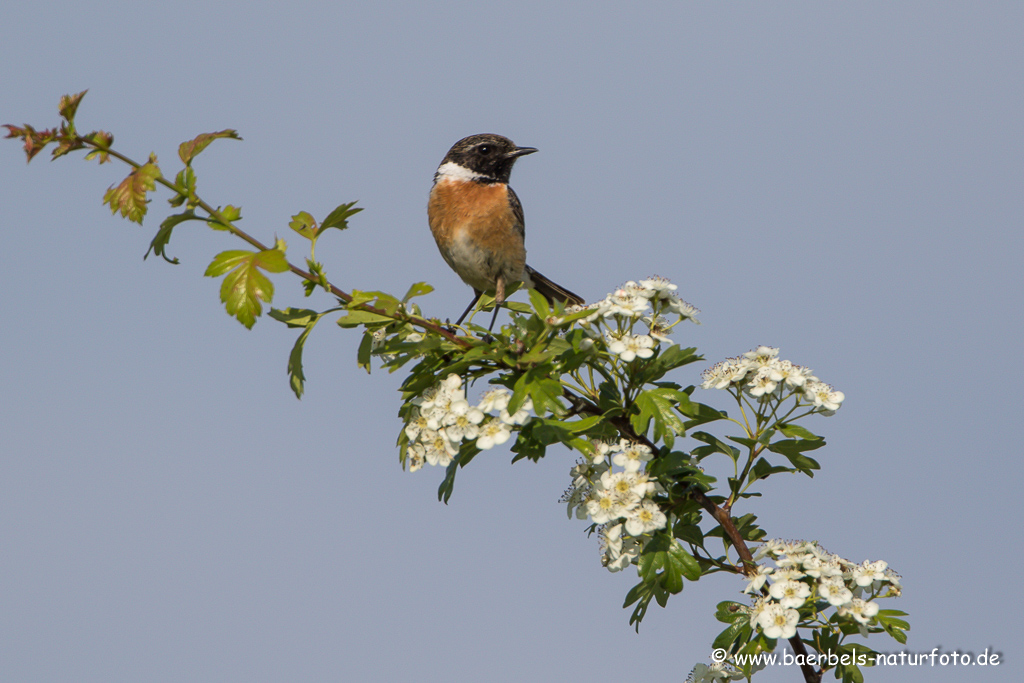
top-left (435, 161), bottom-right (487, 183)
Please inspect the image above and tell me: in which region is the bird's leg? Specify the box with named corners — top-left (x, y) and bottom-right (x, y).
top-left (455, 289), bottom-right (483, 327)
top-left (488, 276), bottom-right (506, 332)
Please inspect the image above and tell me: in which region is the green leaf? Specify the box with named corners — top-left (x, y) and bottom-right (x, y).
top-left (336, 309), bottom-right (394, 328)
top-left (778, 423), bottom-right (821, 440)
top-left (357, 329), bottom-right (374, 373)
top-left (767, 439), bottom-right (823, 475)
top-left (102, 154), bottom-right (161, 224)
top-left (638, 534), bottom-right (698, 595)
top-left (219, 205), bottom-right (242, 222)
top-left (269, 307), bottom-right (322, 328)
top-left (438, 455), bottom-right (459, 503)
top-left (631, 387), bottom-right (688, 448)
top-left (637, 345), bottom-right (700, 384)
top-left (712, 618), bottom-right (751, 653)
top-left (204, 247), bottom-right (290, 328)
top-left (527, 375), bottom-right (565, 417)
top-left (527, 288), bottom-right (550, 318)
top-left (402, 282), bottom-right (434, 303)
top-left (178, 129), bottom-right (241, 165)
top-left (748, 457), bottom-right (792, 483)
top-left (145, 210), bottom-right (197, 263)
top-left (674, 522), bottom-right (705, 548)
top-left (624, 582), bottom-right (656, 632)
top-left (289, 211), bottom-right (318, 240)
top-left (691, 431), bottom-right (741, 462)
top-left (168, 166), bottom-right (196, 208)
top-left (320, 201), bottom-right (362, 232)
top-left (714, 601), bottom-right (749, 624)
top-left (677, 398), bottom-right (728, 430)
top-left (286, 322), bottom-right (316, 398)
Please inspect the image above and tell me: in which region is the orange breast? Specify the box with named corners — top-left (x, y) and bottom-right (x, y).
top-left (428, 178), bottom-right (527, 292)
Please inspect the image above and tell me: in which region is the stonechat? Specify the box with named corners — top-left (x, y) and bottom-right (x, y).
top-left (428, 133), bottom-right (584, 330)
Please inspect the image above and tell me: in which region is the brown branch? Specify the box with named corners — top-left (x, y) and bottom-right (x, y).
top-left (95, 139), bottom-right (472, 349)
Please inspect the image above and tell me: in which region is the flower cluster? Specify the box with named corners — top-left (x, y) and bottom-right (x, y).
top-left (404, 375), bottom-right (533, 472)
top-left (701, 346), bottom-right (845, 415)
top-left (744, 539), bottom-right (901, 640)
top-left (562, 439), bottom-right (668, 571)
top-left (567, 277), bottom-right (699, 361)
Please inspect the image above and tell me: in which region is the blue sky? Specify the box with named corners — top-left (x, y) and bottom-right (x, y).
top-left (2, 3), bottom-right (1021, 681)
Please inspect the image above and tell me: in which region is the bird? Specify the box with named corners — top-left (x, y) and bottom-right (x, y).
top-left (427, 133), bottom-right (584, 331)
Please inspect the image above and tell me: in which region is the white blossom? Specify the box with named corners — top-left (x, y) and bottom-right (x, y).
top-left (476, 387), bottom-right (511, 413)
top-left (818, 576), bottom-right (853, 607)
top-left (624, 501), bottom-right (667, 535)
top-left (443, 399), bottom-right (484, 442)
top-left (838, 597), bottom-right (879, 624)
top-left (608, 333), bottom-right (656, 362)
top-left (476, 419), bottom-right (512, 450)
top-left (757, 602), bottom-right (799, 640)
top-left (769, 579), bottom-right (811, 609)
top-left (612, 441), bottom-right (653, 472)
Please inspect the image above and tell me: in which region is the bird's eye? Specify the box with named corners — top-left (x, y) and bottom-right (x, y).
top-left (478, 145), bottom-right (492, 155)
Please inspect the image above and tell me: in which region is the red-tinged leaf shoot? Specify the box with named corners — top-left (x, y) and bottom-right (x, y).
top-left (102, 154), bottom-right (161, 224)
top-left (58, 90), bottom-right (88, 125)
top-left (204, 247), bottom-right (290, 328)
top-left (4, 124), bottom-right (56, 163)
top-left (178, 129), bottom-right (241, 166)
top-left (51, 135), bottom-right (85, 160)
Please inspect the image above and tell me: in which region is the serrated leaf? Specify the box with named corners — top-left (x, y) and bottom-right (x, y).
top-left (102, 155), bottom-right (161, 224)
top-left (286, 317), bottom-right (321, 398)
top-left (204, 248), bottom-right (290, 328)
top-left (178, 129), bottom-right (241, 165)
top-left (372, 292), bottom-right (402, 315)
top-left (527, 376), bottom-right (565, 417)
top-left (631, 387), bottom-right (688, 448)
top-left (402, 282), bottom-right (434, 303)
top-left (320, 201), bottom-right (362, 231)
top-left (145, 210), bottom-right (197, 263)
top-left (289, 211), bottom-right (318, 240)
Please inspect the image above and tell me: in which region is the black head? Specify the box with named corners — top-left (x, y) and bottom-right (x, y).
top-left (439, 134), bottom-right (537, 183)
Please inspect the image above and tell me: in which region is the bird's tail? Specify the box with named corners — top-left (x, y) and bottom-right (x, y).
top-left (525, 265), bottom-right (585, 307)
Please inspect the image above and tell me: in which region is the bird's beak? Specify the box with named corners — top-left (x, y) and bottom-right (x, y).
top-left (508, 146), bottom-right (538, 159)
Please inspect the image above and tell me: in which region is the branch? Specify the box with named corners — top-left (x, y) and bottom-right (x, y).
top-left (98, 139), bottom-right (473, 348)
